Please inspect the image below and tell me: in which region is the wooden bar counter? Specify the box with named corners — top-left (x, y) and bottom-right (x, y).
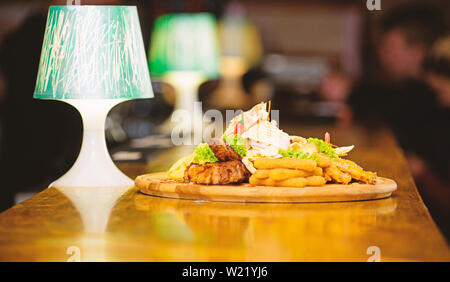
top-left (0, 124), bottom-right (448, 261)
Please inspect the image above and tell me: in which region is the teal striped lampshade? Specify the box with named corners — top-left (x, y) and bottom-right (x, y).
top-left (34, 6), bottom-right (153, 100)
top-left (148, 13), bottom-right (219, 78)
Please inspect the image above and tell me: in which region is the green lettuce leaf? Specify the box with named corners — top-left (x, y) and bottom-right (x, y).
top-left (223, 134), bottom-right (247, 157)
top-left (278, 148), bottom-right (318, 162)
top-left (306, 137), bottom-right (338, 158)
top-left (192, 143), bottom-right (218, 165)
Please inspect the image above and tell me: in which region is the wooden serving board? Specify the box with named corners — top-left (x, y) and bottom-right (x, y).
top-left (135, 172), bottom-right (397, 203)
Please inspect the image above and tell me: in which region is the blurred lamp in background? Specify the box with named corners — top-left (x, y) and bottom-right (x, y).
top-left (209, 4), bottom-right (263, 109)
top-left (34, 6), bottom-right (153, 187)
top-left (148, 13), bottom-right (219, 134)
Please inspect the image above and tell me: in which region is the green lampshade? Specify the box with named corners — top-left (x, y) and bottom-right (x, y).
top-left (148, 13), bottom-right (219, 78)
top-left (34, 6), bottom-right (153, 100)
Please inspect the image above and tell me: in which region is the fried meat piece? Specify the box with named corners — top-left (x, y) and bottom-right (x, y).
top-left (185, 160), bottom-right (250, 185)
top-left (207, 138), bottom-right (241, 161)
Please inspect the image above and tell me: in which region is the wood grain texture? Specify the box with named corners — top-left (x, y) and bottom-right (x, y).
top-left (0, 124), bottom-right (448, 261)
top-left (136, 172), bottom-right (397, 203)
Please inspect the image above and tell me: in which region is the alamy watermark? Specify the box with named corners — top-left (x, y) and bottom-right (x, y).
top-left (366, 246), bottom-right (381, 262)
top-left (67, 0), bottom-right (81, 5)
top-left (170, 102), bottom-right (279, 146)
top-left (66, 245), bottom-right (81, 262)
top-left (366, 0), bottom-right (381, 11)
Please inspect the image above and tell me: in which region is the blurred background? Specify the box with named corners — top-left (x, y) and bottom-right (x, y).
top-left (0, 0), bottom-right (448, 238)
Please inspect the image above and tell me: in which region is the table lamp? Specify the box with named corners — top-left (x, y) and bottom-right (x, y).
top-left (34, 6), bottom-right (153, 188)
top-left (148, 13), bottom-right (219, 134)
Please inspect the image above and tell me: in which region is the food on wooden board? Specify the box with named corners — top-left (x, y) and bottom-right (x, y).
top-left (167, 102), bottom-right (378, 187)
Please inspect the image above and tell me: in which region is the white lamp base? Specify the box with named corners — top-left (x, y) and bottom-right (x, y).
top-left (159, 71), bottom-right (205, 135)
top-left (209, 56), bottom-right (251, 109)
top-left (50, 99), bottom-right (133, 188)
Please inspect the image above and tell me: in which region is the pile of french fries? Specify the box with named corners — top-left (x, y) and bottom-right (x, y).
top-left (249, 153), bottom-right (377, 187)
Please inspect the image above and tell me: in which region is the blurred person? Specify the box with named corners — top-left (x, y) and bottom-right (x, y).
top-left (321, 3), bottom-right (446, 115)
top-left (425, 36), bottom-right (450, 109)
top-left (320, 3), bottom-right (447, 174)
top-left (321, 3), bottom-right (449, 238)
top-left (0, 70), bottom-right (6, 104)
top-left (412, 35), bottom-right (450, 238)
top-left (350, 4), bottom-right (449, 183)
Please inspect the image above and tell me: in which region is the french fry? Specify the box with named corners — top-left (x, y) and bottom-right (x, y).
top-left (254, 167), bottom-right (322, 181)
top-left (249, 175), bottom-right (276, 186)
top-left (360, 171), bottom-right (377, 184)
top-left (275, 177), bottom-right (307, 188)
top-left (316, 153), bottom-right (332, 168)
top-left (332, 158), bottom-right (363, 180)
top-left (250, 175), bottom-right (307, 187)
top-left (313, 167), bottom-right (323, 176)
top-left (306, 175), bottom-right (327, 186)
top-left (253, 170), bottom-right (270, 179)
top-left (332, 158), bottom-right (377, 184)
top-left (253, 158), bottom-right (317, 171)
top-left (324, 165), bottom-right (352, 184)
top-left (250, 155), bottom-right (376, 186)
top-left (250, 174), bottom-right (326, 188)
top-left (269, 168), bottom-right (314, 180)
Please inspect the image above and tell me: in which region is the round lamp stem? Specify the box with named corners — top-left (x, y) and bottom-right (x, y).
top-left (159, 71), bottom-right (205, 135)
top-left (50, 99), bottom-right (133, 188)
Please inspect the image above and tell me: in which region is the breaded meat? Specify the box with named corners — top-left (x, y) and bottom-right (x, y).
top-left (185, 160), bottom-right (250, 185)
top-left (207, 138), bottom-right (241, 161)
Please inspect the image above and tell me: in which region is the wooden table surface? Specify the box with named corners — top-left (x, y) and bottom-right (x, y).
top-left (0, 124), bottom-right (448, 261)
